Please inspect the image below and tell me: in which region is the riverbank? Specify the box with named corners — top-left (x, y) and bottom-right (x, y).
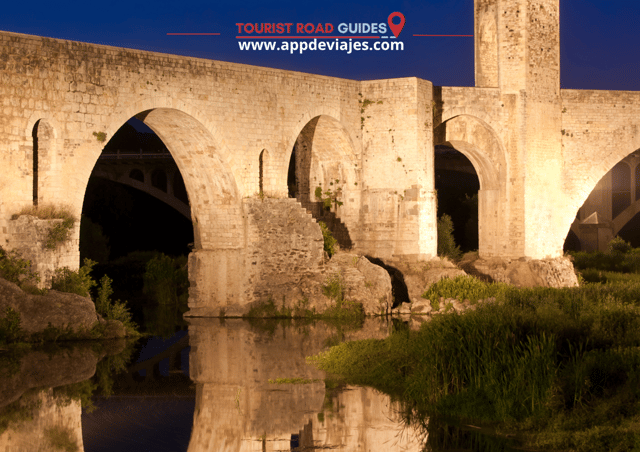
top-left (309, 269), bottom-right (640, 451)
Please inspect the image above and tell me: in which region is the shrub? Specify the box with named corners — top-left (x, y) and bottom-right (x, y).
top-left (143, 253), bottom-right (189, 305)
top-left (0, 308), bottom-right (22, 344)
top-left (437, 214), bottom-right (462, 261)
top-left (0, 246), bottom-right (41, 290)
top-left (95, 275), bottom-right (137, 335)
top-left (323, 272), bottom-right (345, 302)
top-left (51, 259), bottom-right (96, 297)
top-left (608, 236), bottom-right (632, 254)
top-left (319, 221), bottom-right (337, 257)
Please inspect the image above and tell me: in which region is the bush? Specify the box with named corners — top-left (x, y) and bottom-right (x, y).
top-left (143, 253), bottom-right (189, 305)
top-left (437, 214), bottom-right (462, 261)
top-left (51, 259), bottom-right (96, 297)
top-left (96, 275), bottom-right (137, 335)
top-left (0, 246), bottom-right (41, 291)
top-left (0, 308), bottom-right (22, 344)
top-left (323, 272), bottom-right (345, 302)
top-left (319, 221), bottom-right (337, 257)
top-left (608, 236), bottom-right (632, 254)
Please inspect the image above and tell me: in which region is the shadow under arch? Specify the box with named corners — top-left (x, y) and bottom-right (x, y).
top-left (287, 115), bottom-right (359, 250)
top-left (434, 115), bottom-right (507, 257)
top-left (566, 150), bottom-right (640, 251)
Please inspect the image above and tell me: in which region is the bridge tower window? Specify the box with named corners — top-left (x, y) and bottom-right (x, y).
top-left (32, 120), bottom-right (40, 205)
top-left (151, 169), bottom-right (168, 192)
top-left (635, 162), bottom-right (640, 203)
top-left (259, 149), bottom-right (265, 195)
top-left (129, 169), bottom-right (144, 183)
top-left (612, 162), bottom-right (631, 218)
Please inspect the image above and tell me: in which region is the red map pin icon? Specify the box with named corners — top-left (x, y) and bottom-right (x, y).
top-left (388, 12), bottom-right (406, 38)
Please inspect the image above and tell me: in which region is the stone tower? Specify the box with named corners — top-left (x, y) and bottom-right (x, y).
top-left (474, 0), bottom-right (565, 258)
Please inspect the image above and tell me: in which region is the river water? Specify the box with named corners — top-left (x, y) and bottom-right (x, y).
top-left (0, 316), bottom-right (522, 451)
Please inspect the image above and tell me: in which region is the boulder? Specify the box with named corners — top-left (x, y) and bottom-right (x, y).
top-left (324, 254), bottom-right (393, 316)
top-left (390, 258), bottom-right (467, 304)
top-left (0, 277), bottom-right (101, 336)
top-left (251, 253), bottom-right (394, 317)
top-left (459, 253), bottom-right (579, 288)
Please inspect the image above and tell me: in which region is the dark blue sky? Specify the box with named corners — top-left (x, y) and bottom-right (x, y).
top-left (1, 0), bottom-right (639, 90)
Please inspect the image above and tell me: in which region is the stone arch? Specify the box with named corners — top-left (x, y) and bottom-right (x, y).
top-left (286, 114), bottom-right (360, 249)
top-left (563, 149), bottom-right (640, 252)
top-left (70, 106), bottom-right (242, 255)
top-left (433, 114), bottom-right (507, 257)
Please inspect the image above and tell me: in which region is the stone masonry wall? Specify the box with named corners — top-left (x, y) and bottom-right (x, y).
top-left (560, 89), bottom-right (640, 245)
top-left (6, 215), bottom-right (79, 286)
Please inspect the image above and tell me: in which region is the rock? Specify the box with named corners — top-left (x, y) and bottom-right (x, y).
top-left (459, 253), bottom-right (579, 288)
top-left (411, 299), bottom-right (432, 315)
top-left (0, 278), bottom-right (99, 335)
top-left (390, 258), bottom-right (467, 304)
top-left (249, 252), bottom-right (394, 317)
top-left (317, 253), bottom-right (393, 316)
top-left (101, 320), bottom-right (126, 339)
top-left (394, 302), bottom-right (412, 315)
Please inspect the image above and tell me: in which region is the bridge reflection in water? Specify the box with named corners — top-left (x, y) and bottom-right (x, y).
top-left (0, 319), bottom-right (423, 451)
top-left (187, 318), bottom-right (421, 452)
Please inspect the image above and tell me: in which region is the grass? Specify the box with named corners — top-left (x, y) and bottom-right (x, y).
top-left (422, 274), bottom-right (508, 303)
top-left (309, 268), bottom-right (640, 450)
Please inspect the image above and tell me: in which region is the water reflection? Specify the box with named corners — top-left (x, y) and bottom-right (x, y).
top-left (187, 318), bottom-right (421, 451)
top-left (0, 318), bottom-right (525, 451)
top-left (0, 342), bottom-right (117, 451)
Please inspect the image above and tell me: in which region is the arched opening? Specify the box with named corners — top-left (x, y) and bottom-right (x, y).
top-left (31, 119), bottom-right (53, 206)
top-left (151, 169), bottom-right (168, 192)
top-left (80, 108), bottom-right (243, 320)
top-left (433, 115), bottom-right (506, 257)
top-left (434, 145), bottom-right (480, 251)
top-left (129, 169), bottom-right (144, 183)
top-left (286, 115), bottom-right (358, 250)
top-left (566, 151), bottom-right (640, 252)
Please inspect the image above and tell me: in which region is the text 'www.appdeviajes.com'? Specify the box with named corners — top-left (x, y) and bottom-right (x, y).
top-left (237, 38), bottom-right (404, 54)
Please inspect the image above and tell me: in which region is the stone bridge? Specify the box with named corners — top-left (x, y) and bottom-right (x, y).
top-left (93, 150), bottom-right (191, 220)
top-left (2, 0), bottom-right (640, 314)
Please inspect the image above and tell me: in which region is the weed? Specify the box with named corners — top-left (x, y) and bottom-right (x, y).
top-left (92, 131), bottom-right (106, 142)
top-left (0, 308), bottom-right (22, 344)
top-left (0, 246), bottom-right (41, 291)
top-left (95, 275), bottom-right (137, 335)
top-left (319, 221), bottom-right (337, 257)
top-left (51, 259), bottom-right (96, 297)
top-left (323, 272), bottom-right (345, 302)
top-left (437, 214), bottom-right (461, 261)
top-left (45, 425), bottom-right (78, 452)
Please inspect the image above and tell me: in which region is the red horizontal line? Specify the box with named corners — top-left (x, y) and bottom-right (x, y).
top-left (236, 36), bottom-right (380, 39)
top-left (413, 34), bottom-right (473, 37)
top-left (167, 33), bottom-right (221, 35)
